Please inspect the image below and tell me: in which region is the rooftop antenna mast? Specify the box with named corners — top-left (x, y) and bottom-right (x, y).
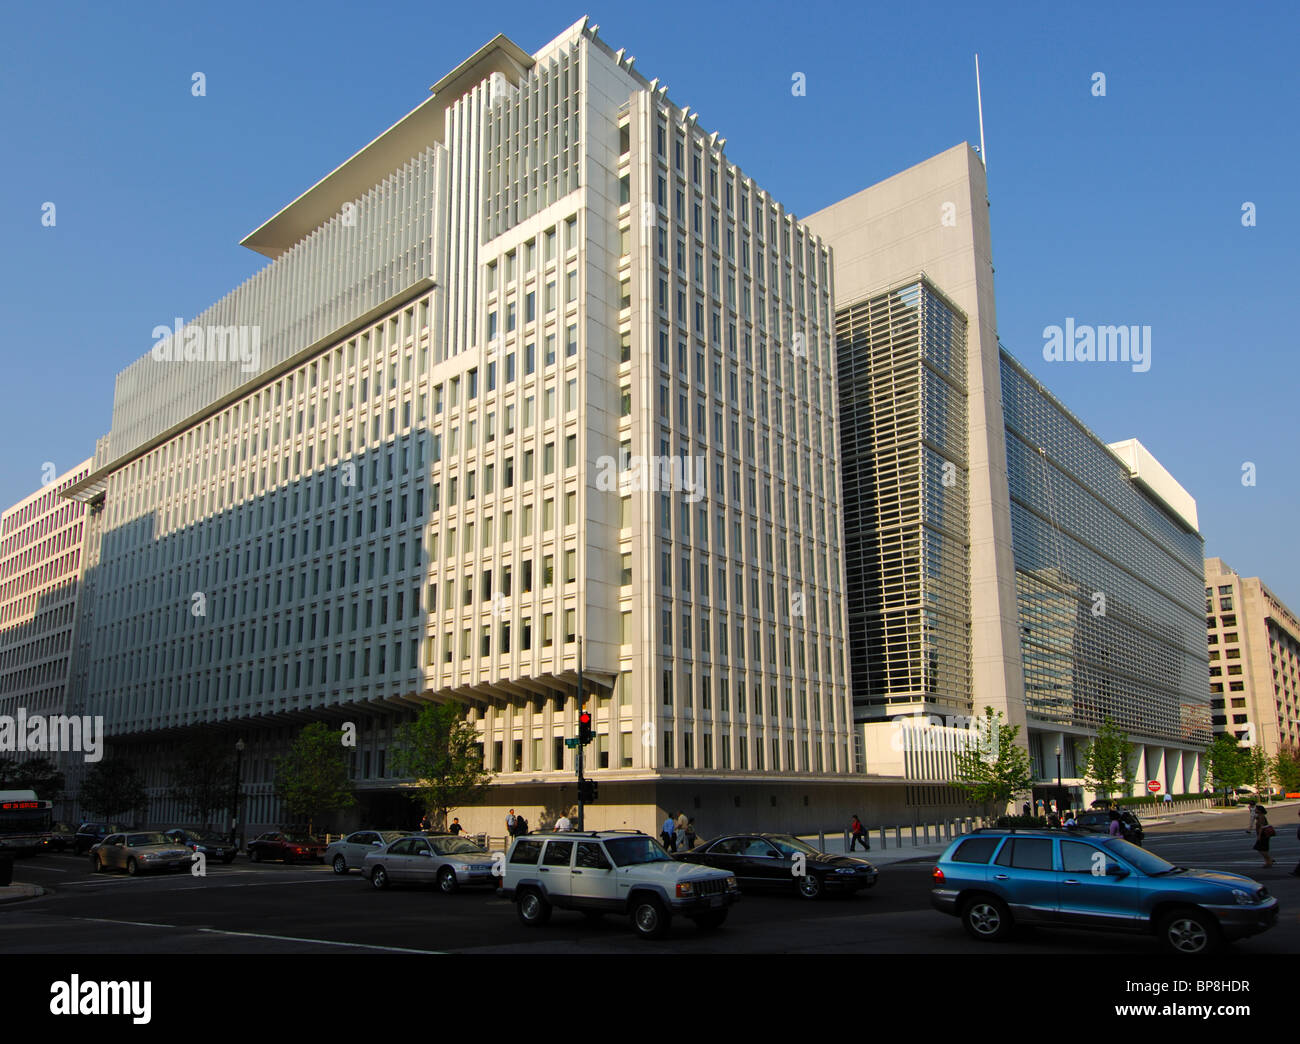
top-left (974, 53), bottom-right (987, 171)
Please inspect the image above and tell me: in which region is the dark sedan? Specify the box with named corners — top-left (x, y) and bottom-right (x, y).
top-left (74, 822), bottom-right (124, 855)
top-left (675, 833), bottom-right (878, 899)
top-left (1073, 810), bottom-right (1144, 845)
top-left (40, 822), bottom-right (76, 852)
top-left (164, 829), bottom-right (239, 864)
top-left (246, 831), bottom-right (326, 863)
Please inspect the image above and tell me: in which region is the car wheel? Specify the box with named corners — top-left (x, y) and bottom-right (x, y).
top-left (90, 855), bottom-right (102, 874)
top-left (332, 856), bottom-right (348, 875)
top-left (126, 858), bottom-right (139, 876)
top-left (691, 910), bottom-right (728, 930)
top-left (797, 873), bottom-right (823, 900)
top-left (437, 867), bottom-right (458, 894)
top-left (517, 888), bottom-right (552, 926)
top-left (1159, 908), bottom-right (1222, 955)
top-left (370, 865), bottom-right (389, 890)
top-left (250, 848), bottom-right (262, 863)
top-left (630, 896), bottom-right (671, 940)
top-left (962, 895), bottom-right (1012, 941)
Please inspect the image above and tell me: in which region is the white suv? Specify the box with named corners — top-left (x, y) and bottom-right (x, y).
top-left (501, 830), bottom-right (739, 939)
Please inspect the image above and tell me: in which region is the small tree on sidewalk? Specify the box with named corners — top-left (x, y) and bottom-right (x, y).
top-left (1081, 717), bottom-right (1136, 802)
top-left (950, 707), bottom-right (1032, 821)
top-left (1205, 734), bottom-right (1249, 803)
top-left (273, 723), bottom-right (355, 834)
top-left (391, 701), bottom-right (492, 831)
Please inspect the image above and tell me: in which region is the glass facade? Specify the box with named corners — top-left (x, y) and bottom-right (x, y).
top-left (1000, 351), bottom-right (1211, 744)
top-left (836, 281), bottom-right (969, 722)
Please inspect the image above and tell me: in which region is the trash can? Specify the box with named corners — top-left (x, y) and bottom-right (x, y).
top-left (0, 852), bottom-right (14, 887)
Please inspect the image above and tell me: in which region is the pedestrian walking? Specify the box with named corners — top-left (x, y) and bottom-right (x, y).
top-left (849, 814), bottom-right (871, 852)
top-left (1063, 810), bottom-right (1077, 829)
top-left (555, 812), bottom-right (572, 832)
top-left (685, 818), bottom-right (697, 850)
top-left (661, 814), bottom-right (676, 852)
top-left (448, 817), bottom-right (464, 835)
top-left (1162, 792), bottom-right (1173, 807)
top-left (507, 809), bottom-right (518, 838)
top-left (1291, 807), bottom-right (1300, 877)
top-left (418, 813), bottom-right (431, 832)
top-left (675, 811), bottom-right (689, 852)
top-left (515, 813), bottom-right (529, 836)
top-left (1246, 800), bottom-right (1258, 835)
top-left (1021, 802), bottom-right (1031, 818)
top-left (1253, 806), bottom-right (1275, 869)
top-left (1107, 809), bottom-right (1123, 837)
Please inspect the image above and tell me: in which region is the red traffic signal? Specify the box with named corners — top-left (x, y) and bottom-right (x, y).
top-left (578, 709), bottom-right (593, 745)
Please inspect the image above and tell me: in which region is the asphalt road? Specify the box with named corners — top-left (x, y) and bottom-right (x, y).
top-left (3, 807), bottom-right (1297, 955)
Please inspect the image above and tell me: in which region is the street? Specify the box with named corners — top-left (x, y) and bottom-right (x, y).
top-left (2, 807), bottom-right (1297, 955)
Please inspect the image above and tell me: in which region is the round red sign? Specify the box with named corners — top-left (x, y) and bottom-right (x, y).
top-left (1146, 780), bottom-right (1161, 793)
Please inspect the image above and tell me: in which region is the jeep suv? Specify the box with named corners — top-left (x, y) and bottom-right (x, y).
top-left (931, 829), bottom-right (1278, 954)
top-left (502, 830), bottom-right (739, 939)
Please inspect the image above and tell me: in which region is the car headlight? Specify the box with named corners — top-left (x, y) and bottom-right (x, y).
top-left (835, 867), bottom-right (856, 875)
top-left (725, 876), bottom-right (739, 891)
top-left (676, 881), bottom-right (695, 897)
top-left (1232, 889), bottom-right (1255, 905)
top-left (140, 853), bottom-right (158, 860)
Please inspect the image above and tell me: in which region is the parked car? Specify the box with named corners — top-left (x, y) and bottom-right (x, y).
top-left (325, 830), bottom-right (411, 874)
top-left (74, 822), bottom-right (124, 855)
top-left (1073, 810), bottom-right (1145, 845)
top-left (502, 830), bottom-right (739, 939)
top-left (246, 831), bottom-right (325, 863)
top-left (674, 832), bottom-right (878, 899)
top-left (362, 834), bottom-right (497, 893)
top-left (90, 831), bottom-right (193, 875)
top-left (40, 822), bottom-right (76, 852)
top-left (163, 829), bottom-right (239, 864)
top-left (931, 829), bottom-right (1278, 954)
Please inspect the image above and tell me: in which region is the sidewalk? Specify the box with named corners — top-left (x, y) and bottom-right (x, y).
top-left (0, 883), bottom-right (45, 904)
top-left (798, 832), bottom-right (951, 866)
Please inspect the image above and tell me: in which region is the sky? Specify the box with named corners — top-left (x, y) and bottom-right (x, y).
top-left (0, 0), bottom-right (1296, 606)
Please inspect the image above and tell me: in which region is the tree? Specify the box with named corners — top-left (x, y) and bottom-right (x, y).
top-left (78, 759), bottom-right (148, 823)
top-left (391, 701), bottom-right (492, 831)
top-left (272, 723), bottom-right (354, 834)
top-left (1245, 744), bottom-right (1273, 796)
top-left (1081, 717), bottom-right (1137, 801)
top-left (1205, 734), bottom-right (1249, 800)
top-left (166, 736), bottom-right (237, 829)
top-left (0, 756), bottom-right (66, 802)
top-left (1272, 744), bottom-right (1300, 795)
top-left (950, 706), bottom-right (1033, 820)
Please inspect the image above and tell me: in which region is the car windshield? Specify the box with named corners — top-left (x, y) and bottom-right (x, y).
top-left (1105, 839), bottom-right (1176, 875)
top-left (191, 832), bottom-right (227, 842)
top-left (284, 834), bottom-right (317, 843)
top-left (430, 837), bottom-right (486, 856)
top-left (605, 837), bottom-right (673, 867)
top-left (767, 835), bottom-right (820, 856)
top-left (127, 833), bottom-right (168, 846)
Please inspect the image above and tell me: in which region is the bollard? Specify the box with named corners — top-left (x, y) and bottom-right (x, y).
top-left (877, 826), bottom-right (885, 850)
top-left (894, 825), bottom-right (902, 848)
top-left (911, 824), bottom-right (917, 846)
top-left (818, 830), bottom-right (825, 852)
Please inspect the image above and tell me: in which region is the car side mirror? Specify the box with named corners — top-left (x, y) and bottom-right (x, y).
top-left (372, 841), bottom-right (383, 847)
top-left (1107, 865), bottom-right (1130, 878)
top-left (421, 850), bottom-right (433, 857)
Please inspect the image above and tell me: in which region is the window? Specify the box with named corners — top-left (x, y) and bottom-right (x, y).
top-left (995, 838), bottom-right (1054, 871)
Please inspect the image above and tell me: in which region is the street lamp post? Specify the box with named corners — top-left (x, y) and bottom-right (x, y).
top-left (231, 739), bottom-right (246, 848)
top-left (1055, 746), bottom-right (1063, 807)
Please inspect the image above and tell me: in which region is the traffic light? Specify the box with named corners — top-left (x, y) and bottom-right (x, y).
top-left (578, 709), bottom-right (594, 746)
top-left (578, 779), bottom-right (599, 803)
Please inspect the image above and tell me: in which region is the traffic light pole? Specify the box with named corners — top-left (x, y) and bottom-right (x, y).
top-left (576, 636), bottom-right (585, 831)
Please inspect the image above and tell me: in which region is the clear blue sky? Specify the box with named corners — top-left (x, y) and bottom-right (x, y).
top-left (1, 1), bottom-right (1296, 606)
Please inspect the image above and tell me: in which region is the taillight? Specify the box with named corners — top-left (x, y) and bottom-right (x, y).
top-left (932, 866), bottom-right (945, 883)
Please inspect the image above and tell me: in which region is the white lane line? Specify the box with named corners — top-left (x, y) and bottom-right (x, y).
top-left (68, 916), bottom-right (178, 929)
top-left (194, 927), bottom-right (444, 953)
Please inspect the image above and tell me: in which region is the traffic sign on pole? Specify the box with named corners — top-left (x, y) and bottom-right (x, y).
top-left (1147, 780), bottom-right (1161, 793)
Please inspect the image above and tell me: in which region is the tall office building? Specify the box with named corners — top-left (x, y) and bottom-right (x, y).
top-left (65, 18), bottom-right (853, 834)
top-left (0, 459), bottom-right (96, 812)
top-left (1204, 556), bottom-right (1300, 755)
top-left (806, 145), bottom-right (1211, 803)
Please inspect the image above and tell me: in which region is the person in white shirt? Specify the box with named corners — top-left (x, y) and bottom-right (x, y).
top-left (555, 815), bottom-right (572, 832)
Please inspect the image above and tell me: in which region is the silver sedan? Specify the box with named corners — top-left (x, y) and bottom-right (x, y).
top-left (324, 830), bottom-right (409, 874)
top-left (90, 832), bottom-right (193, 875)
top-left (362, 834), bottom-right (497, 893)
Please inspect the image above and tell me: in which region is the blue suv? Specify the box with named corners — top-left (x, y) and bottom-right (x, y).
top-left (931, 829), bottom-right (1278, 954)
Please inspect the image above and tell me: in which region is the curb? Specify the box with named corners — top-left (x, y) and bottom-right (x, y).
top-left (0, 883), bottom-right (46, 905)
